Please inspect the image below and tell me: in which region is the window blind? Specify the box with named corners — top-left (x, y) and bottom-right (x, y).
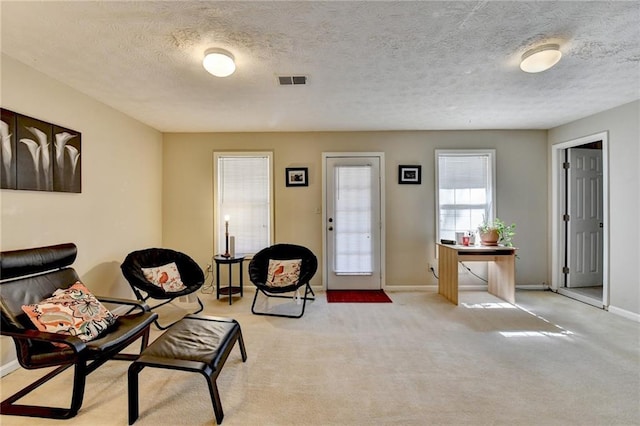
top-left (436, 151), bottom-right (495, 241)
top-left (334, 165), bottom-right (373, 275)
top-left (216, 154), bottom-right (271, 255)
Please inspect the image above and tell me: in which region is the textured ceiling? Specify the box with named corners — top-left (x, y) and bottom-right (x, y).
top-left (1, 1), bottom-right (639, 132)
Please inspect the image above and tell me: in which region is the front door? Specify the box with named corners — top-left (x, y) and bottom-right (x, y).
top-left (566, 147), bottom-right (603, 287)
top-left (324, 154), bottom-right (383, 290)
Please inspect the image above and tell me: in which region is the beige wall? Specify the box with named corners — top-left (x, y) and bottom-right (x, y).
top-left (0, 55), bottom-right (163, 369)
top-left (163, 130), bottom-right (548, 288)
top-left (549, 100), bottom-right (640, 317)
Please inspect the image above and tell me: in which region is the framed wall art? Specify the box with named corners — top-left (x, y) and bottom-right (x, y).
top-left (0, 108), bottom-right (17, 189)
top-left (398, 165), bottom-right (421, 184)
top-left (286, 167), bottom-right (308, 187)
top-left (0, 108), bottom-right (81, 193)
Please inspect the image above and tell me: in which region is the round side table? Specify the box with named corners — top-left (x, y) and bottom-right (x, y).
top-left (213, 255), bottom-right (245, 305)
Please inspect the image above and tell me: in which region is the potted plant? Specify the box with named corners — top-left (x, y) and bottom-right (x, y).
top-left (478, 217), bottom-right (516, 247)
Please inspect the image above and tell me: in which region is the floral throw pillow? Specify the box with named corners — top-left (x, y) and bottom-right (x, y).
top-left (141, 262), bottom-right (187, 292)
top-left (22, 281), bottom-right (118, 347)
top-left (266, 259), bottom-right (302, 287)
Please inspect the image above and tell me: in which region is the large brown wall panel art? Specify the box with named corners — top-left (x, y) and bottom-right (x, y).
top-left (0, 108), bottom-right (81, 193)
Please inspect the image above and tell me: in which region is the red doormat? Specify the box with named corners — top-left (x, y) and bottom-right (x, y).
top-left (326, 290), bottom-right (392, 303)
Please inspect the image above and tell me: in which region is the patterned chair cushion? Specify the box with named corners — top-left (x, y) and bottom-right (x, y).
top-left (141, 262), bottom-right (187, 292)
top-left (266, 259), bottom-right (301, 287)
top-left (22, 281), bottom-right (117, 347)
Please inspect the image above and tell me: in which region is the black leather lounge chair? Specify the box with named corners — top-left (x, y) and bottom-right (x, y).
top-left (0, 243), bottom-right (157, 420)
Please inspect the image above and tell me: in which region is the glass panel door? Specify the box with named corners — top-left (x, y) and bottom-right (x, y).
top-left (325, 155), bottom-right (382, 290)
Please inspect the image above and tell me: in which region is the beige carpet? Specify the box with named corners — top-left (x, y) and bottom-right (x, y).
top-left (1, 289), bottom-right (639, 426)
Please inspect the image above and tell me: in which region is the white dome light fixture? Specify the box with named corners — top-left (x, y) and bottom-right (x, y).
top-left (203, 48), bottom-right (236, 77)
top-left (520, 44), bottom-right (562, 73)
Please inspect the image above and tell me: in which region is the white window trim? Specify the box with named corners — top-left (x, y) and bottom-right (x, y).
top-left (434, 149), bottom-right (496, 244)
top-left (212, 151), bottom-right (274, 257)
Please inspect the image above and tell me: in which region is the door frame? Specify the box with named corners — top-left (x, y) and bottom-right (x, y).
top-left (322, 152), bottom-right (386, 290)
top-left (550, 131), bottom-right (609, 308)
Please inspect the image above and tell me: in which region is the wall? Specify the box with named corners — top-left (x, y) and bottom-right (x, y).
top-left (0, 55), bottom-right (163, 371)
top-left (163, 130), bottom-right (548, 289)
top-left (548, 100), bottom-right (640, 317)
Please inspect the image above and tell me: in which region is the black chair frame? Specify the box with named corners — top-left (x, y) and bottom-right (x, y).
top-left (0, 243), bottom-right (157, 420)
top-left (248, 244), bottom-right (318, 318)
top-left (121, 248), bottom-right (205, 329)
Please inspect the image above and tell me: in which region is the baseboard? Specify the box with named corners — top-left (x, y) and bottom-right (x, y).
top-left (608, 305), bottom-right (640, 322)
top-left (383, 285), bottom-right (435, 292)
top-left (1, 359), bottom-right (20, 377)
top-left (385, 285), bottom-right (491, 291)
top-left (243, 284), bottom-right (545, 293)
top-left (375, 285), bottom-right (549, 292)
top-left (516, 284), bottom-right (550, 290)
top-left (242, 285), bottom-right (323, 291)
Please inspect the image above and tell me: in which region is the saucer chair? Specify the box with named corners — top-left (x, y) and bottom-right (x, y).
top-left (121, 248), bottom-right (205, 329)
top-left (248, 243), bottom-right (317, 318)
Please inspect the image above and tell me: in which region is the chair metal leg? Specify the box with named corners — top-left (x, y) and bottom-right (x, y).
top-left (205, 373), bottom-right (224, 425)
top-left (153, 295), bottom-right (205, 330)
top-left (128, 363), bottom-right (144, 425)
top-left (140, 326), bottom-right (151, 352)
top-left (251, 282), bottom-right (315, 318)
top-left (193, 295), bottom-right (205, 314)
top-left (237, 327), bottom-right (248, 362)
top-left (127, 282), bottom-right (205, 330)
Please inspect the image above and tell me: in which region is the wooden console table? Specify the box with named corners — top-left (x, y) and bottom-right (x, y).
top-left (436, 243), bottom-right (517, 305)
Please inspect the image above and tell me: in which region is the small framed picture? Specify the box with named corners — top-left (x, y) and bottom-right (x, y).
top-left (286, 167), bottom-right (308, 187)
top-left (398, 165), bottom-right (421, 184)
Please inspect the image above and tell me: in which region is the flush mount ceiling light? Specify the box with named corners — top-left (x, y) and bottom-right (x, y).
top-left (520, 44), bottom-right (562, 73)
top-left (203, 48), bottom-right (235, 77)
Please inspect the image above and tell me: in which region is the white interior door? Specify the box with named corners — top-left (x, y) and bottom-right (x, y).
top-left (567, 148), bottom-right (603, 287)
top-left (324, 154), bottom-right (383, 290)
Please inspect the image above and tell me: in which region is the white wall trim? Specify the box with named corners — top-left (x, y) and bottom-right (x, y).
top-left (383, 284), bottom-right (549, 292)
top-left (608, 306), bottom-right (640, 323)
top-left (386, 285), bottom-right (436, 291)
top-left (516, 284), bottom-right (551, 290)
top-left (1, 359), bottom-right (20, 377)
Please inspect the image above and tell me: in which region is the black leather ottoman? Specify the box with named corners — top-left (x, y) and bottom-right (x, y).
top-left (128, 314), bottom-right (247, 424)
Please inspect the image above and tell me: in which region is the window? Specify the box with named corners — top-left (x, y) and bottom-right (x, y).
top-left (435, 149), bottom-right (495, 241)
top-left (214, 152), bottom-right (273, 255)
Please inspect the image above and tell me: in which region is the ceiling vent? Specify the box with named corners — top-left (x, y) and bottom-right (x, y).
top-left (278, 75), bottom-right (307, 85)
